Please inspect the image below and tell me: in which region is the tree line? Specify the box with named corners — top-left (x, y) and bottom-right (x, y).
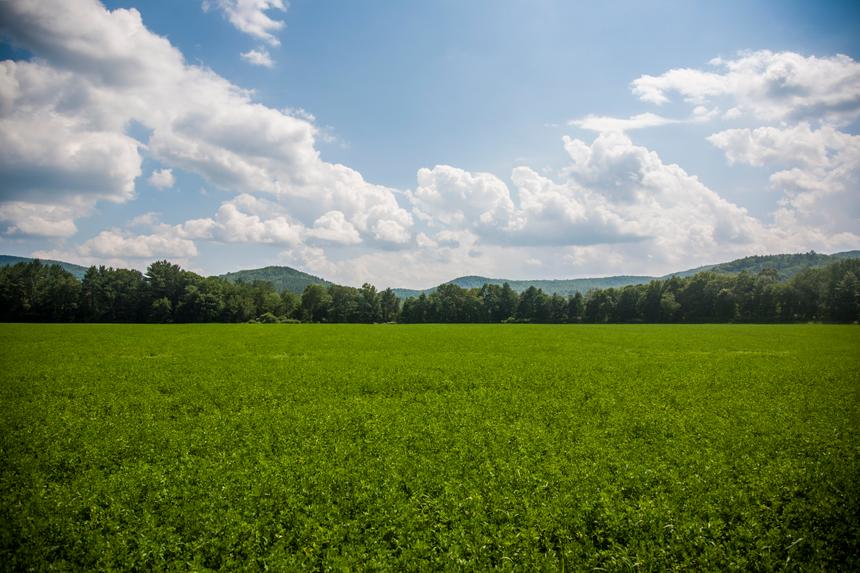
top-left (1, 258), bottom-right (858, 324)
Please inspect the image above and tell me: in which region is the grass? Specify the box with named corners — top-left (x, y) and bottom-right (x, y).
top-left (1, 324), bottom-right (858, 570)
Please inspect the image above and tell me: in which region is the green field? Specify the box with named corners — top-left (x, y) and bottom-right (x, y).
top-left (1, 324), bottom-right (858, 570)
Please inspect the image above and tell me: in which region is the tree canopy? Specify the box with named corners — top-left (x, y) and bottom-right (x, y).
top-left (1, 258), bottom-right (858, 324)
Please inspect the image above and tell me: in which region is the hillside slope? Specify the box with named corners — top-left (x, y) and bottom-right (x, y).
top-left (4, 250), bottom-right (858, 296)
top-left (219, 265), bottom-right (332, 294)
top-left (0, 255), bottom-right (89, 280)
top-left (393, 275), bottom-right (653, 298)
top-left (393, 250), bottom-right (860, 298)
top-left (665, 251), bottom-right (860, 279)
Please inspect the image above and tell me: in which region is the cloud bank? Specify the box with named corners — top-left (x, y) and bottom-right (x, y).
top-left (1, 2), bottom-right (857, 287)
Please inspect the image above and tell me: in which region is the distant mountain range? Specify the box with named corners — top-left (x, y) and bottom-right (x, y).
top-left (667, 251), bottom-right (860, 279)
top-left (2, 250), bottom-right (859, 297)
top-left (390, 275), bottom-right (653, 299)
top-left (390, 250), bottom-right (860, 298)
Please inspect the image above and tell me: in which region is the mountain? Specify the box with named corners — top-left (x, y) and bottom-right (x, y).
top-left (392, 250), bottom-right (860, 299)
top-left (0, 255), bottom-right (89, 280)
top-left (4, 250), bottom-right (859, 297)
top-left (663, 251), bottom-right (860, 279)
top-left (392, 275), bottom-right (653, 299)
top-left (0, 256), bottom-right (329, 294)
top-left (219, 265), bottom-right (332, 294)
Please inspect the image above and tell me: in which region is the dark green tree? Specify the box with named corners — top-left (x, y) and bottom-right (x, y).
top-left (567, 292), bottom-right (584, 322)
top-left (301, 284), bottom-right (332, 322)
top-left (358, 283), bottom-right (382, 323)
top-left (380, 288), bottom-right (400, 322)
top-left (328, 285), bottom-right (360, 323)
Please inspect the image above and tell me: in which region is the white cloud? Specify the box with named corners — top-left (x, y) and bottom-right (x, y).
top-left (372, 219), bottom-right (411, 244)
top-left (570, 107), bottom-right (722, 134)
top-left (0, 202), bottom-right (78, 237)
top-left (1, 3), bottom-right (856, 286)
top-left (709, 123), bottom-right (860, 239)
top-left (209, 198), bottom-right (303, 245)
top-left (0, 58), bottom-right (142, 236)
top-left (389, 130), bottom-right (823, 282)
top-left (507, 164), bottom-right (635, 246)
top-left (0, 0), bottom-right (411, 248)
top-left (411, 165), bottom-right (518, 230)
top-left (156, 194), bottom-right (302, 247)
top-left (203, 0), bottom-right (286, 46)
top-left (127, 211), bottom-right (160, 228)
top-left (147, 168), bottom-right (175, 189)
top-left (632, 50), bottom-right (860, 125)
top-left (176, 217), bottom-right (217, 240)
top-left (402, 132), bottom-right (773, 265)
top-left (570, 112), bottom-right (679, 133)
top-left (287, 230), bottom-right (486, 289)
top-left (707, 123), bottom-right (855, 168)
top-left (241, 48), bottom-right (274, 68)
top-left (279, 244), bottom-right (338, 278)
top-left (415, 232), bottom-right (437, 249)
top-left (283, 107), bottom-right (315, 122)
top-left (79, 229), bottom-right (198, 259)
top-left (559, 132), bottom-right (765, 253)
top-left (0, 65), bottom-right (142, 205)
top-left (308, 211), bottom-right (362, 245)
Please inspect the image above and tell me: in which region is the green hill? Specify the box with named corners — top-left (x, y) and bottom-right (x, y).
top-left (663, 250), bottom-right (860, 279)
top-left (393, 250), bottom-right (860, 299)
top-left (393, 275), bottom-right (653, 299)
top-left (0, 255), bottom-right (89, 280)
top-left (4, 250), bottom-right (859, 296)
top-left (219, 265), bottom-right (332, 294)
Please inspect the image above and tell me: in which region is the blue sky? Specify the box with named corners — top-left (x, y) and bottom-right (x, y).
top-left (1, 0), bottom-right (859, 287)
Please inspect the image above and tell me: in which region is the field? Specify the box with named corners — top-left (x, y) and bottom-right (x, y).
top-left (1, 324), bottom-right (858, 570)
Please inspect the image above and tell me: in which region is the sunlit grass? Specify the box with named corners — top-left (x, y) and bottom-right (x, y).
top-left (1, 324), bottom-right (857, 570)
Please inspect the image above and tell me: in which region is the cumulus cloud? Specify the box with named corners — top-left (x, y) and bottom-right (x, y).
top-left (308, 211), bottom-right (362, 245)
top-left (0, 65), bottom-right (142, 205)
top-left (0, 0), bottom-right (411, 247)
top-left (709, 123), bottom-right (860, 239)
top-left (559, 132), bottom-right (766, 254)
top-left (1, 4), bottom-right (856, 286)
top-left (405, 132), bottom-right (767, 262)
top-left (127, 211), bottom-right (160, 228)
top-left (707, 123), bottom-right (856, 168)
top-left (507, 165), bottom-right (637, 246)
top-left (411, 166), bottom-right (518, 230)
top-left (0, 202), bottom-right (78, 237)
top-left (617, 51), bottom-right (860, 261)
top-left (415, 232), bottom-right (437, 249)
top-left (632, 50), bottom-right (860, 124)
top-left (185, 194), bottom-right (304, 245)
top-left (279, 244), bottom-right (338, 278)
top-left (372, 219), bottom-right (411, 245)
top-left (346, 120), bottom-right (854, 283)
top-left (212, 202), bottom-right (302, 245)
top-left (202, 114), bottom-right (858, 286)
top-left (241, 48), bottom-right (274, 68)
top-left (203, 0), bottom-right (286, 46)
top-left (147, 168), bottom-right (175, 189)
top-left (80, 229), bottom-right (198, 259)
top-left (31, 226), bottom-right (200, 270)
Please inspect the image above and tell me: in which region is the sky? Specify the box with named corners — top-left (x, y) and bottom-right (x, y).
top-left (0, 0), bottom-right (859, 288)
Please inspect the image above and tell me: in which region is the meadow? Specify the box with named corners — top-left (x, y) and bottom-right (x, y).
top-left (0, 324), bottom-right (857, 570)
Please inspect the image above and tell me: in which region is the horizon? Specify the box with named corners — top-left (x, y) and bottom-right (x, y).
top-left (2, 248), bottom-right (858, 290)
top-left (1, 1), bottom-right (859, 289)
